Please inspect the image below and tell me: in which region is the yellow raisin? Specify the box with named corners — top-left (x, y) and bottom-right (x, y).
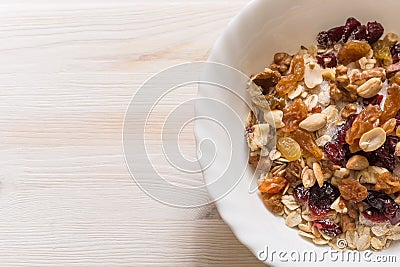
top-left (337, 40), bottom-right (371, 65)
top-left (291, 129), bottom-right (323, 160)
top-left (345, 104), bottom-right (382, 145)
top-left (381, 84), bottom-right (400, 123)
top-left (281, 99), bottom-right (308, 133)
top-left (277, 137), bottom-right (301, 161)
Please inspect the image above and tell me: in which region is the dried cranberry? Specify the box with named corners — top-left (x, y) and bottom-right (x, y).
top-left (364, 136), bottom-right (399, 172)
top-left (396, 110), bottom-right (400, 126)
top-left (351, 25), bottom-right (367, 41)
top-left (364, 94), bottom-right (384, 106)
top-left (324, 114), bottom-right (356, 167)
top-left (317, 26), bottom-right (345, 47)
top-left (324, 142), bottom-right (346, 166)
top-left (364, 190), bottom-right (400, 225)
top-left (362, 207), bottom-right (388, 223)
top-left (308, 182), bottom-right (340, 216)
top-left (366, 21), bottom-right (384, 44)
top-left (294, 184), bottom-right (309, 203)
top-left (343, 17), bottom-right (362, 42)
top-left (390, 44), bottom-right (400, 56)
top-left (316, 52), bottom-right (338, 68)
top-left (393, 53), bottom-right (400, 64)
top-left (313, 219), bottom-right (343, 237)
top-left (337, 114), bottom-right (357, 146)
top-left (311, 106), bottom-right (323, 113)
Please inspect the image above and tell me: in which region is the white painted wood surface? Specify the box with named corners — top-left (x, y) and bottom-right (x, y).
top-left (0, 1), bottom-right (266, 265)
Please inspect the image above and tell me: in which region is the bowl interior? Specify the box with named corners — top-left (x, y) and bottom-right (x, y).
top-left (196, 0), bottom-right (399, 265)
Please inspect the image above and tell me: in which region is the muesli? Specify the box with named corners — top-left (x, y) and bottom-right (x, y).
top-left (246, 17), bottom-right (400, 251)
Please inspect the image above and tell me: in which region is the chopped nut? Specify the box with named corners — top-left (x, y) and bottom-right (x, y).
top-left (288, 84), bottom-right (303, 99)
top-left (264, 110), bottom-right (285, 129)
top-left (248, 154), bottom-right (260, 168)
top-left (334, 168), bottom-right (351, 179)
top-left (269, 149), bottom-right (281, 161)
top-left (246, 124), bottom-right (270, 151)
top-left (331, 197), bottom-right (348, 213)
top-left (299, 113), bottom-right (327, 132)
top-left (304, 94), bottom-right (319, 111)
top-left (356, 77), bottom-right (382, 98)
top-left (321, 68), bottom-right (336, 80)
top-left (251, 68), bottom-right (281, 92)
top-left (359, 127), bottom-right (387, 152)
top-left (322, 105), bottom-right (340, 123)
top-left (304, 62), bottom-right (323, 88)
top-left (313, 162), bottom-right (324, 187)
top-left (315, 135), bottom-right (332, 147)
top-left (341, 103), bottom-right (358, 119)
top-left (386, 62), bottom-right (400, 75)
top-left (302, 168), bottom-right (316, 188)
top-left (346, 155), bottom-right (369, 170)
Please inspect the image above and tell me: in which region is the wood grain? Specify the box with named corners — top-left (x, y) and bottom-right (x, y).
top-left (0, 1), bottom-right (265, 266)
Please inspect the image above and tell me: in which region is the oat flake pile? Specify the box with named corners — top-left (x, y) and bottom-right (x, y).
top-left (246, 17), bottom-right (400, 251)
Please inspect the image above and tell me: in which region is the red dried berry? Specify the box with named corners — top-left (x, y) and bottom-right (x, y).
top-left (366, 21), bottom-right (384, 44)
top-left (294, 184), bottom-right (309, 203)
top-left (316, 52), bottom-right (338, 68)
top-left (308, 182), bottom-right (340, 216)
top-left (351, 25), bottom-right (367, 41)
top-left (364, 94), bottom-right (384, 106)
top-left (364, 190), bottom-right (400, 225)
top-left (362, 207), bottom-right (388, 223)
top-left (363, 136), bottom-right (399, 172)
top-left (324, 142), bottom-right (347, 166)
top-left (343, 17), bottom-right (362, 42)
top-left (313, 219), bottom-right (343, 237)
top-left (317, 26), bottom-right (345, 47)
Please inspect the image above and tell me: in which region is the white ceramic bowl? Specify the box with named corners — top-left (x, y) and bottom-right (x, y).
top-left (195, 0), bottom-right (399, 266)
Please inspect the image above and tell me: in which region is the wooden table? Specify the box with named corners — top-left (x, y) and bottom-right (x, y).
top-left (0, 1), bottom-right (265, 265)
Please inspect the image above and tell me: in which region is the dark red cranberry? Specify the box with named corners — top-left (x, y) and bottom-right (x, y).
top-left (395, 110), bottom-right (400, 126)
top-left (311, 106), bottom-right (322, 113)
top-left (317, 26), bottom-right (345, 47)
top-left (337, 114), bottom-right (357, 146)
top-left (351, 25), bottom-right (367, 41)
top-left (364, 94), bottom-right (383, 106)
top-left (362, 207), bottom-right (388, 223)
top-left (390, 44), bottom-right (400, 56)
top-left (343, 17), bottom-right (362, 41)
top-left (366, 21), bottom-right (384, 44)
top-left (316, 52), bottom-right (338, 68)
top-left (313, 220), bottom-right (343, 237)
top-left (324, 142), bottom-right (346, 166)
top-left (393, 53), bottom-right (400, 64)
top-left (294, 184), bottom-right (309, 203)
top-left (363, 136), bottom-right (399, 172)
top-left (308, 182), bottom-right (340, 216)
top-left (364, 190), bottom-right (400, 225)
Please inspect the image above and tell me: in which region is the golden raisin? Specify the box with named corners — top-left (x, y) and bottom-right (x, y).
top-left (291, 129), bottom-right (323, 160)
top-left (374, 172), bottom-right (400, 194)
top-left (337, 40), bottom-right (371, 65)
top-left (373, 40), bottom-right (392, 62)
top-left (291, 54), bottom-right (305, 81)
top-left (381, 84), bottom-right (400, 123)
top-left (338, 178), bottom-right (368, 202)
top-left (275, 74), bottom-right (297, 96)
top-left (281, 99), bottom-right (308, 133)
top-left (381, 118), bottom-right (397, 134)
top-left (263, 192), bottom-right (284, 215)
top-left (345, 104), bottom-right (382, 145)
top-left (258, 173), bottom-right (288, 194)
top-left (277, 137), bottom-right (301, 161)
